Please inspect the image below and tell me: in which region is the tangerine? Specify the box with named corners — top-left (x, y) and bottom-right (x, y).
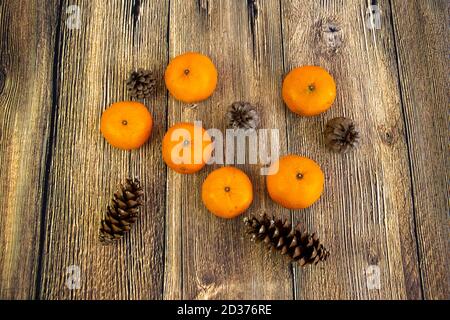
top-left (100, 101), bottom-right (153, 150)
top-left (202, 167), bottom-right (253, 218)
top-left (267, 155), bottom-right (324, 209)
top-left (282, 66), bottom-right (336, 116)
top-left (162, 122), bottom-right (213, 174)
top-left (164, 52), bottom-right (218, 103)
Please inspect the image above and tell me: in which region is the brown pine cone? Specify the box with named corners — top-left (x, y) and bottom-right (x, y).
top-left (226, 101), bottom-right (260, 130)
top-left (99, 178), bottom-right (144, 244)
top-left (324, 117), bottom-right (360, 153)
top-left (126, 69), bottom-right (156, 99)
top-left (244, 214), bottom-right (330, 267)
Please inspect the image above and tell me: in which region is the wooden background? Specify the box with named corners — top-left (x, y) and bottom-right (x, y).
top-left (0, 0), bottom-right (448, 300)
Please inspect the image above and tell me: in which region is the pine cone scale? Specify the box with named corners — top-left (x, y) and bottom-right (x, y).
top-left (115, 199), bottom-right (127, 209)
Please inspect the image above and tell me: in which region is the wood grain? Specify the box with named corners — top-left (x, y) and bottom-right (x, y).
top-left (164, 0), bottom-right (293, 299)
top-left (37, 0), bottom-right (168, 299)
top-left (0, 0), bottom-right (448, 300)
top-left (0, 0), bottom-right (60, 299)
top-left (391, 0), bottom-right (449, 300)
top-left (280, 0), bottom-right (422, 299)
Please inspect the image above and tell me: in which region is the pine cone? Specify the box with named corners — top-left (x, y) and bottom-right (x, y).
top-left (324, 117), bottom-right (360, 153)
top-left (99, 178), bottom-right (144, 244)
top-left (126, 69), bottom-right (156, 99)
top-left (244, 214), bottom-right (330, 267)
top-left (226, 101), bottom-right (260, 130)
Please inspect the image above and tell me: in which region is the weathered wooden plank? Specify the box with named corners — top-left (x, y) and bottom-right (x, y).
top-left (391, 0), bottom-right (449, 300)
top-left (281, 0), bottom-right (422, 299)
top-left (164, 0), bottom-right (293, 299)
top-left (38, 0), bottom-right (168, 299)
top-left (0, 0), bottom-right (60, 299)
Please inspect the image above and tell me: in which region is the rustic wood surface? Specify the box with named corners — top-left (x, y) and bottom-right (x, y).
top-left (0, 0), bottom-right (448, 300)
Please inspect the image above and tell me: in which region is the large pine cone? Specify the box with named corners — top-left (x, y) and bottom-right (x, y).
top-left (99, 178), bottom-right (144, 244)
top-left (244, 214), bottom-right (330, 266)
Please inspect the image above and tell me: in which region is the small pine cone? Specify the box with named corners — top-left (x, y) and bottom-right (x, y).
top-left (324, 117), bottom-right (360, 153)
top-left (126, 69), bottom-right (156, 99)
top-left (99, 178), bottom-right (144, 244)
top-left (244, 214), bottom-right (330, 267)
top-left (226, 101), bottom-right (260, 130)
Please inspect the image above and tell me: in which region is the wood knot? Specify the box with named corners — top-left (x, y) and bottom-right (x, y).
top-left (197, 0), bottom-right (211, 16)
top-left (368, 253), bottom-right (379, 265)
top-left (314, 19), bottom-right (343, 56)
top-left (132, 0), bottom-right (141, 24)
top-left (200, 272), bottom-right (215, 286)
top-left (247, 0), bottom-right (259, 57)
top-left (0, 66), bottom-right (5, 94)
top-left (378, 125), bottom-right (396, 146)
top-left (247, 0), bottom-right (258, 20)
top-left (197, 0), bottom-right (212, 29)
